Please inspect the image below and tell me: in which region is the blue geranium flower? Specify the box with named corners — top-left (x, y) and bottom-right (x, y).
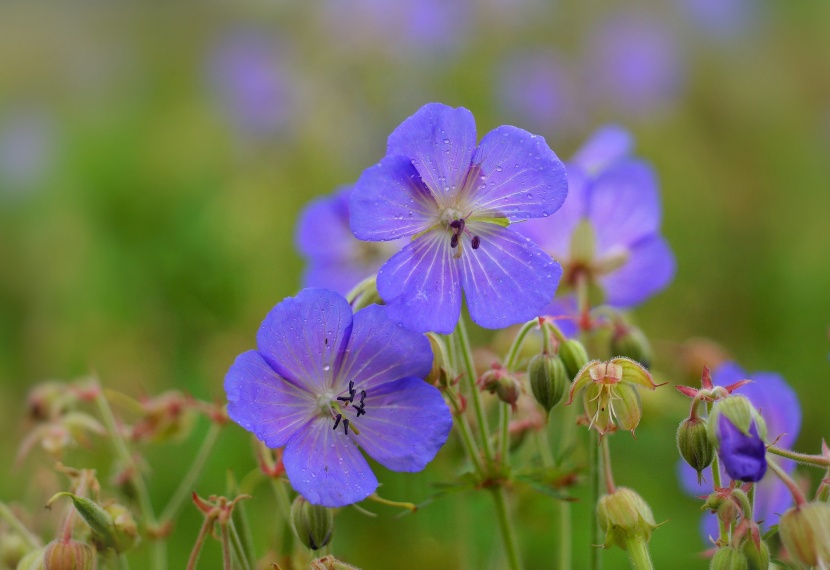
top-left (350, 103), bottom-right (568, 334)
top-left (715, 413), bottom-right (767, 482)
top-left (295, 186), bottom-right (405, 296)
top-left (224, 288), bottom-right (452, 507)
top-left (517, 126), bottom-right (675, 332)
top-left (678, 362), bottom-right (802, 537)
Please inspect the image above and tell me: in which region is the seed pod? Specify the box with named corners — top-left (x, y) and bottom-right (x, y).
top-left (709, 546), bottom-right (749, 570)
top-left (527, 353), bottom-right (568, 414)
top-left (596, 487), bottom-right (657, 550)
top-left (778, 502), bottom-right (830, 568)
top-left (291, 497), bottom-right (334, 551)
top-left (742, 537), bottom-right (770, 570)
top-left (611, 325), bottom-right (653, 369)
top-left (43, 540), bottom-right (95, 570)
top-left (558, 339), bottom-right (589, 380)
top-left (676, 416), bottom-right (714, 484)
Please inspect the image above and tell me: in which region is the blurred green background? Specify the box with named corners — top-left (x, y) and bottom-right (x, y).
top-left (2, 1), bottom-right (829, 568)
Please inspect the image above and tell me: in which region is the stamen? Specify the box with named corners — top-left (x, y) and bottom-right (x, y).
top-left (332, 414), bottom-right (342, 430)
top-left (343, 419), bottom-right (350, 435)
top-left (471, 236), bottom-right (481, 249)
top-left (450, 234), bottom-right (459, 248)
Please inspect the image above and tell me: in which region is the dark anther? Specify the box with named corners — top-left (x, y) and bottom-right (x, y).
top-left (471, 235), bottom-right (481, 249)
top-left (343, 418), bottom-right (350, 435)
top-left (337, 380), bottom-right (357, 404)
top-left (450, 234), bottom-right (459, 248)
top-left (332, 414), bottom-right (342, 430)
top-left (359, 390), bottom-right (366, 405)
top-left (450, 219), bottom-right (464, 231)
top-left (353, 390), bottom-right (368, 417)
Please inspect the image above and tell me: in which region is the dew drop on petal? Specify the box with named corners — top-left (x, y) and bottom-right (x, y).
top-left (323, 365), bottom-right (331, 371)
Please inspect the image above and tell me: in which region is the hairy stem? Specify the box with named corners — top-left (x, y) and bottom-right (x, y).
top-left (503, 319), bottom-right (540, 371)
top-left (767, 445), bottom-right (830, 468)
top-left (767, 455), bottom-right (807, 507)
top-left (456, 318), bottom-right (495, 465)
top-left (490, 487), bottom-right (522, 570)
top-left (624, 535), bottom-right (655, 570)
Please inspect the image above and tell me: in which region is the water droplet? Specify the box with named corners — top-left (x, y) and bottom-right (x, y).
top-left (443, 138), bottom-right (450, 144)
top-left (527, 193), bottom-right (533, 199)
top-left (323, 365), bottom-right (331, 371)
top-left (496, 166), bottom-right (503, 172)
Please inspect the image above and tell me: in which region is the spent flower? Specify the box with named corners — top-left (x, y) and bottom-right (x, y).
top-left (225, 288), bottom-right (452, 506)
top-left (350, 102), bottom-right (568, 333)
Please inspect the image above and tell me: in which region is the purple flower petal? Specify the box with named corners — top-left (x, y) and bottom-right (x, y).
top-left (353, 377), bottom-right (452, 471)
top-left (600, 235), bottom-right (675, 307)
top-left (224, 351), bottom-right (315, 448)
top-left (515, 166), bottom-right (589, 261)
top-left (538, 295), bottom-right (579, 338)
top-left (468, 125), bottom-right (568, 221)
top-left (283, 418), bottom-right (378, 507)
top-left (570, 125), bottom-right (633, 177)
top-left (256, 289), bottom-right (353, 393)
top-left (350, 156), bottom-right (437, 241)
top-left (386, 103), bottom-right (477, 203)
top-left (717, 416), bottom-right (767, 482)
top-left (459, 224), bottom-right (562, 329)
top-left (377, 231), bottom-right (462, 334)
top-left (296, 187), bottom-right (354, 259)
top-left (588, 161), bottom-right (662, 255)
top-left (337, 305), bottom-right (433, 390)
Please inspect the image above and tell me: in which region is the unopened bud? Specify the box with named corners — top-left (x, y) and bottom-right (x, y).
top-left (709, 546), bottom-right (748, 570)
top-left (596, 487), bottom-right (657, 549)
top-left (291, 497), bottom-right (334, 551)
top-left (47, 493), bottom-right (136, 554)
top-left (527, 353), bottom-right (568, 414)
top-left (778, 502), bottom-right (830, 568)
top-left (611, 325), bottom-right (653, 369)
top-left (16, 547), bottom-right (46, 570)
top-left (742, 538), bottom-right (770, 570)
top-left (43, 540), bottom-right (95, 570)
top-left (0, 532), bottom-right (30, 568)
top-left (676, 416), bottom-right (714, 484)
top-left (708, 397), bottom-right (767, 482)
top-left (478, 370), bottom-right (521, 409)
top-left (707, 396), bottom-right (766, 443)
top-left (558, 339), bottom-right (589, 379)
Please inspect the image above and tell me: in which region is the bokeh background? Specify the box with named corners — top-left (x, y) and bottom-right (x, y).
top-left (2, 0), bottom-right (829, 568)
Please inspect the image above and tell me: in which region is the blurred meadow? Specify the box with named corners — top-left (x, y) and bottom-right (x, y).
top-left (2, 1), bottom-right (830, 568)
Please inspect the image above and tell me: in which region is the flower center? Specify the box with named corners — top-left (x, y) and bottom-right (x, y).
top-left (327, 381), bottom-right (367, 436)
top-left (439, 209), bottom-right (482, 257)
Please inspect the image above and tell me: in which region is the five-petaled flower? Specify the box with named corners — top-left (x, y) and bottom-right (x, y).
top-left (224, 288), bottom-right (452, 507)
top-left (350, 102), bottom-right (568, 334)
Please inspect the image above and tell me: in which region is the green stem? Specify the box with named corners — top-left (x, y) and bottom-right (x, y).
top-left (270, 479), bottom-right (296, 557)
top-left (94, 389), bottom-right (166, 569)
top-left (767, 445), bottom-right (830, 468)
top-left (624, 536), bottom-right (654, 570)
top-left (227, 517), bottom-right (253, 570)
top-left (221, 523), bottom-right (232, 570)
top-left (601, 437), bottom-right (616, 494)
top-left (434, 333), bottom-right (485, 476)
top-left (766, 455), bottom-right (807, 507)
top-left (503, 319), bottom-right (539, 371)
top-left (490, 487), bottom-right (522, 570)
top-left (160, 423), bottom-right (222, 523)
top-left (710, 454), bottom-right (729, 543)
top-left (536, 430), bottom-right (571, 570)
top-left (0, 501), bottom-right (41, 548)
top-left (499, 403), bottom-right (511, 468)
top-left (746, 484), bottom-right (756, 520)
top-left (589, 430), bottom-right (602, 570)
top-left (186, 517), bottom-right (213, 570)
top-left (456, 318), bottom-right (495, 465)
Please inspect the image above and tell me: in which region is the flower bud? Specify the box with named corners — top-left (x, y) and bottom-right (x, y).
top-left (778, 502), bottom-right (830, 568)
top-left (741, 537), bottom-right (770, 570)
top-left (596, 487), bottom-right (657, 550)
top-left (610, 325), bottom-right (653, 369)
top-left (15, 547), bottom-right (46, 570)
top-left (676, 416), bottom-right (714, 484)
top-left (0, 532), bottom-right (30, 568)
top-left (43, 540), bottom-right (95, 570)
top-left (558, 339), bottom-right (589, 380)
top-left (527, 353), bottom-right (568, 414)
top-left (478, 370), bottom-right (521, 410)
top-left (709, 546), bottom-right (748, 570)
top-left (47, 493), bottom-right (136, 554)
top-left (291, 497), bottom-right (334, 551)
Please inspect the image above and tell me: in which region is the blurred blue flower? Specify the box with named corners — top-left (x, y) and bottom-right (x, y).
top-left (518, 126), bottom-right (675, 327)
top-left (674, 0), bottom-right (759, 40)
top-left (0, 108), bottom-right (56, 198)
top-left (350, 103), bottom-right (568, 334)
top-left (584, 13), bottom-right (685, 117)
top-left (225, 288), bottom-right (452, 507)
top-left (497, 50), bottom-right (581, 134)
top-left (206, 29), bottom-right (296, 137)
top-left (295, 186), bottom-right (405, 295)
top-left (678, 362), bottom-right (802, 536)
